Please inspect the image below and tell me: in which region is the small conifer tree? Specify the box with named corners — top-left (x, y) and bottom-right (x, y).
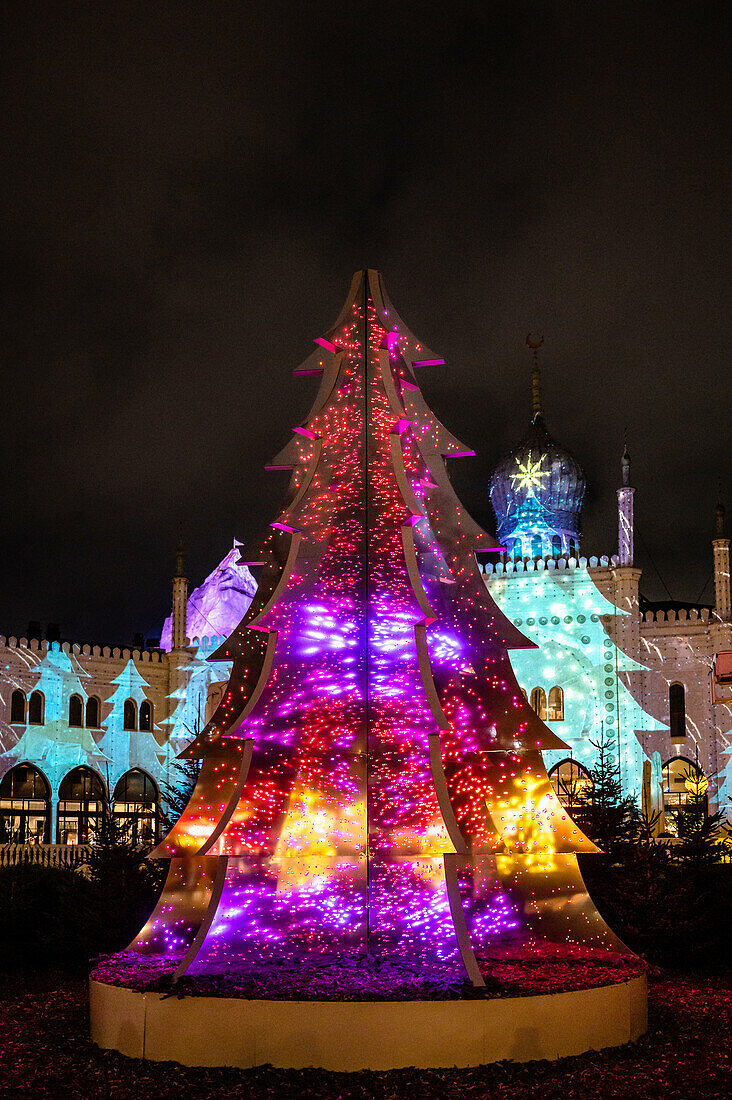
top-left (581, 726), bottom-right (638, 856)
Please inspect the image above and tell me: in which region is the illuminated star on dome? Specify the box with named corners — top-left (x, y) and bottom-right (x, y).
top-left (510, 451), bottom-right (548, 496)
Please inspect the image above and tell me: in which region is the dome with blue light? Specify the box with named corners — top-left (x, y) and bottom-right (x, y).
top-left (489, 342), bottom-right (586, 560)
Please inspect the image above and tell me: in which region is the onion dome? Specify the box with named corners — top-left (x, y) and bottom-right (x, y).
top-left (489, 339), bottom-right (586, 559)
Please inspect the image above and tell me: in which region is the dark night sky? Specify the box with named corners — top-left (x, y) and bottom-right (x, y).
top-left (2, 2), bottom-right (729, 644)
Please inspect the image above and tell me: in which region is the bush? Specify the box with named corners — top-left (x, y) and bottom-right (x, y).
top-left (85, 811), bottom-right (167, 957)
top-left (0, 823), bottom-right (166, 974)
top-left (580, 848), bottom-right (732, 969)
top-left (0, 864), bottom-right (94, 972)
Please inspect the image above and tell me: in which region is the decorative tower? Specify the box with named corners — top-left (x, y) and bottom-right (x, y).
top-left (171, 540), bottom-right (188, 650)
top-left (617, 443), bottom-right (634, 566)
top-left (713, 496), bottom-right (731, 622)
top-left (489, 337), bottom-right (586, 560)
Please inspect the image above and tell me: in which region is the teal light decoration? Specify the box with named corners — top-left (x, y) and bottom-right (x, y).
top-left (487, 565), bottom-right (665, 802)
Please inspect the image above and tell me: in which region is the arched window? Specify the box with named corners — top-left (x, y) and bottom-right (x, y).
top-left (568, 537), bottom-right (577, 559)
top-left (662, 757), bottom-right (707, 837)
top-left (669, 683), bottom-right (686, 742)
top-left (57, 767), bottom-right (106, 845)
top-left (0, 764), bottom-right (51, 843)
top-left (123, 699), bottom-right (137, 731)
top-left (69, 694), bottom-right (83, 727)
top-left (531, 535), bottom-right (543, 559)
top-left (546, 686), bottom-right (564, 721)
top-left (139, 700), bottom-right (153, 732)
top-left (85, 696), bottom-right (100, 728)
top-left (530, 687), bottom-right (547, 721)
top-left (520, 687), bottom-right (528, 701)
top-left (548, 759), bottom-right (594, 817)
top-left (512, 539), bottom-right (523, 560)
top-left (10, 690), bottom-right (26, 724)
top-left (28, 691), bottom-right (44, 725)
top-left (113, 769), bottom-right (159, 844)
top-left (552, 535), bottom-right (562, 559)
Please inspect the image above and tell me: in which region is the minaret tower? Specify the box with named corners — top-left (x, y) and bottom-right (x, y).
top-left (617, 441), bottom-right (634, 566)
top-left (171, 538), bottom-right (188, 649)
top-left (713, 495), bottom-right (731, 622)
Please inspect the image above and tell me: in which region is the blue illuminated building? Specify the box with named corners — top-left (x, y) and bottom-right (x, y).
top-left (489, 340), bottom-right (585, 560)
top-left (484, 341), bottom-right (732, 828)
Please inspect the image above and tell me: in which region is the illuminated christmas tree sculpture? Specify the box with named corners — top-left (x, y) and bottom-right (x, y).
top-left (130, 270), bottom-right (625, 986)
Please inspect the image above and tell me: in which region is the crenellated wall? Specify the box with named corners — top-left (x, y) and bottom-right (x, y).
top-left (0, 636), bottom-right (165, 660)
top-left (480, 553), bottom-right (621, 574)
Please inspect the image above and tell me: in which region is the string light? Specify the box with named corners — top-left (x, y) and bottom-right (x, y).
top-left (131, 272), bottom-right (627, 980)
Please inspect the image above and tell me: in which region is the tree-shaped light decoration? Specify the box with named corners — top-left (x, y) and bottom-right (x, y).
top-left (487, 568), bottom-right (664, 800)
top-left (99, 658), bottom-right (169, 782)
top-left (4, 643), bottom-right (109, 775)
top-left (131, 271), bottom-right (625, 984)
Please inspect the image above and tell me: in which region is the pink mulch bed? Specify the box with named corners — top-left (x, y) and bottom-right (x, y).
top-left (91, 941), bottom-right (644, 1001)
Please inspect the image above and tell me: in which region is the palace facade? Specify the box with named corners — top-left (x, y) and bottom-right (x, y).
top-left (0, 544), bottom-right (255, 844)
top-left (2, 357), bottom-right (730, 844)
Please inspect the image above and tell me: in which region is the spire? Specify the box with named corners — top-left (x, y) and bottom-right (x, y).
top-left (175, 538), bottom-right (186, 579)
top-left (621, 436), bottom-right (631, 487)
top-left (715, 489), bottom-right (725, 539)
top-left (526, 335), bottom-right (544, 422)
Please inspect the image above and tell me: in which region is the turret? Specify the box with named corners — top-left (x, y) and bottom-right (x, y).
top-left (489, 337), bottom-right (586, 560)
top-left (617, 443), bottom-right (634, 566)
top-left (713, 495), bottom-right (731, 621)
top-left (171, 538), bottom-right (188, 649)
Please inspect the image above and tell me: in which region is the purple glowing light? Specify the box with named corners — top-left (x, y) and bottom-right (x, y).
top-left (128, 271), bottom-right (626, 994)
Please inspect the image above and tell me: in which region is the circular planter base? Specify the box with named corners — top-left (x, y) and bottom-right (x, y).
top-left (90, 973), bottom-right (647, 1071)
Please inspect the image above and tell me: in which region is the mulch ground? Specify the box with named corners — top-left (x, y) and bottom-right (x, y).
top-left (92, 943), bottom-right (644, 1000)
top-left (1, 969), bottom-right (730, 1098)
